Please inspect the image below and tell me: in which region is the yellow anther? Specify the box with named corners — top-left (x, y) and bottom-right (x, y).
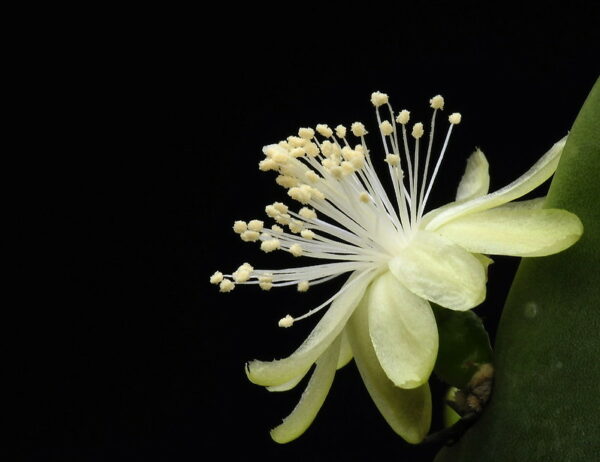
top-left (289, 243), bottom-right (303, 257)
top-left (396, 110), bottom-right (410, 125)
top-left (240, 230), bottom-right (260, 242)
top-left (209, 271), bottom-right (223, 285)
top-left (385, 154), bottom-right (400, 166)
top-left (350, 122), bottom-right (367, 137)
top-left (278, 314), bottom-right (294, 328)
top-left (379, 120), bottom-right (394, 136)
top-left (430, 95), bottom-right (445, 110)
top-left (233, 220), bottom-right (247, 234)
top-left (219, 279), bottom-right (235, 293)
top-left (412, 122), bottom-right (424, 139)
top-left (370, 91), bottom-right (389, 107)
top-left (449, 113), bottom-right (462, 125)
top-left (248, 220), bottom-right (264, 232)
top-left (301, 229), bottom-right (315, 239)
top-left (335, 124), bottom-right (347, 138)
top-left (299, 207), bottom-right (317, 220)
top-left (316, 124), bottom-right (333, 138)
top-left (298, 127), bottom-right (315, 140)
top-left (261, 239), bottom-right (281, 253)
top-left (297, 280), bottom-right (310, 292)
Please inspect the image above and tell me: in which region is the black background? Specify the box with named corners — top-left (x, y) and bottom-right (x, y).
top-left (21, 4), bottom-right (599, 461)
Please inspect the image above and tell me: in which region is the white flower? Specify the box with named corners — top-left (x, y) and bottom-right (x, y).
top-left (211, 92), bottom-right (583, 444)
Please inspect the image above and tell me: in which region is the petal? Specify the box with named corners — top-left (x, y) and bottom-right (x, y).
top-left (336, 330), bottom-right (353, 370)
top-left (270, 336), bottom-right (341, 444)
top-left (456, 148), bottom-right (490, 201)
top-left (267, 375), bottom-right (305, 392)
top-left (425, 136), bottom-right (567, 231)
top-left (368, 272), bottom-right (438, 389)
top-left (436, 202), bottom-right (584, 257)
top-left (389, 231), bottom-right (486, 311)
top-left (246, 269), bottom-right (377, 387)
top-left (347, 292), bottom-right (432, 444)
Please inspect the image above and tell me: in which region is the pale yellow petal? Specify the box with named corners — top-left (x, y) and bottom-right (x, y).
top-left (246, 270), bottom-right (376, 387)
top-left (336, 330), bottom-right (353, 369)
top-left (425, 136), bottom-right (566, 231)
top-left (270, 337), bottom-right (341, 444)
top-left (436, 203), bottom-right (583, 257)
top-left (455, 148), bottom-right (490, 201)
top-left (368, 272), bottom-right (438, 389)
top-left (388, 231), bottom-right (486, 311)
top-left (347, 292), bottom-right (432, 444)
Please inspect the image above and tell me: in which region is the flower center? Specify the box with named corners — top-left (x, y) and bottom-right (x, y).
top-left (211, 92), bottom-right (462, 327)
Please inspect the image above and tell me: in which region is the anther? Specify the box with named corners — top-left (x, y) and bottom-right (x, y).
top-left (299, 207), bottom-right (317, 220)
top-left (316, 124), bottom-right (333, 138)
top-left (297, 281), bottom-right (310, 292)
top-left (247, 220), bottom-right (264, 232)
top-left (449, 113), bottom-right (462, 125)
top-left (209, 271), bottom-right (223, 285)
top-left (261, 239), bottom-right (281, 253)
top-left (370, 91), bottom-right (389, 107)
top-left (298, 127), bottom-right (315, 140)
top-left (396, 110), bottom-right (410, 125)
top-left (219, 279), bottom-right (235, 293)
top-left (385, 154), bottom-right (400, 166)
top-left (429, 95), bottom-right (445, 110)
top-left (233, 220), bottom-right (247, 234)
top-left (359, 191), bottom-right (371, 203)
top-left (240, 230), bottom-right (260, 242)
top-left (301, 229), bottom-right (315, 239)
top-left (351, 122), bottom-right (367, 137)
top-left (412, 122), bottom-right (424, 139)
top-left (379, 120), bottom-right (394, 136)
top-left (335, 124), bottom-right (347, 138)
top-left (278, 314), bottom-right (294, 328)
top-left (289, 243), bottom-right (303, 257)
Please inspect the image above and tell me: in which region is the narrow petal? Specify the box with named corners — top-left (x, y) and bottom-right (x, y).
top-left (436, 203), bottom-right (584, 257)
top-left (270, 337), bottom-right (341, 444)
top-left (336, 330), bottom-right (353, 370)
top-left (389, 231), bottom-right (486, 311)
top-left (368, 272), bottom-right (438, 389)
top-left (347, 293), bottom-right (432, 444)
top-left (267, 375), bottom-right (305, 392)
top-left (425, 136), bottom-right (566, 231)
top-left (246, 270), bottom-right (377, 387)
top-left (455, 148), bottom-right (490, 201)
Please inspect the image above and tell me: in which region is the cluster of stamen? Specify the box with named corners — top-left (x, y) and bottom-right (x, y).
top-left (211, 91), bottom-right (461, 328)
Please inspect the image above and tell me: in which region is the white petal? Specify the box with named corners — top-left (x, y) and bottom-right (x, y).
top-left (436, 202), bottom-right (583, 257)
top-left (347, 293), bottom-right (432, 444)
top-left (456, 148), bottom-right (490, 201)
top-left (246, 270), bottom-right (376, 387)
top-left (389, 231), bottom-right (486, 311)
top-left (425, 136), bottom-right (566, 231)
top-left (270, 336), bottom-right (341, 444)
top-left (336, 330), bottom-right (353, 369)
top-left (368, 272), bottom-right (438, 389)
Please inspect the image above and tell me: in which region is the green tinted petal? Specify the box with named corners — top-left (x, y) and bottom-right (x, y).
top-left (347, 292), bottom-right (432, 443)
top-left (436, 203), bottom-right (583, 257)
top-left (389, 231), bottom-right (486, 311)
top-left (368, 272), bottom-right (438, 389)
top-left (425, 137), bottom-right (566, 230)
top-left (336, 330), bottom-right (353, 369)
top-left (270, 337), bottom-right (341, 444)
top-left (246, 270), bottom-right (376, 387)
top-left (456, 149), bottom-right (490, 201)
